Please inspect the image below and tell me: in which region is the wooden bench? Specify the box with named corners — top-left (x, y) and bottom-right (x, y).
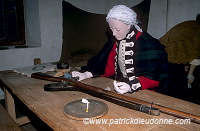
top-left (0, 104), bottom-right (21, 131)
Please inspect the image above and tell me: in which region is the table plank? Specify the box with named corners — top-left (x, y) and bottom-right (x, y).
top-left (0, 71), bottom-right (200, 131)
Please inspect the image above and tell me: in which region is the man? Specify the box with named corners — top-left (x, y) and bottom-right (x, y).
top-left (72, 5), bottom-right (169, 94)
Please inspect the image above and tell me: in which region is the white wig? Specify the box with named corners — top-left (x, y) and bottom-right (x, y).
top-left (106, 5), bottom-right (142, 32)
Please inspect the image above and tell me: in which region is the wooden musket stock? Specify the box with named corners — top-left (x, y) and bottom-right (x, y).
top-left (31, 72), bottom-right (200, 124)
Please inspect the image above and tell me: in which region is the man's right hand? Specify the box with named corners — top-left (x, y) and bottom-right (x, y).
top-left (71, 71), bottom-right (93, 81)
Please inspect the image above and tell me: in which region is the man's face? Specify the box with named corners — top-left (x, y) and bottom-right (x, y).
top-left (108, 19), bottom-right (131, 40)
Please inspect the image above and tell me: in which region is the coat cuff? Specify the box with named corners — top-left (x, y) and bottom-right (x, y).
top-left (126, 79), bottom-right (142, 93)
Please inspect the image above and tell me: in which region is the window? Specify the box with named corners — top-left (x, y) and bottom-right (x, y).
top-left (0, 0), bottom-right (25, 46)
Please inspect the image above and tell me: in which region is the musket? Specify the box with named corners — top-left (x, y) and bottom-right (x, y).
top-left (31, 72), bottom-right (200, 124)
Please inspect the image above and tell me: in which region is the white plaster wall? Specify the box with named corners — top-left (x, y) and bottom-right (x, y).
top-left (0, 0), bottom-right (63, 71)
top-left (0, 0), bottom-right (200, 71)
top-left (166, 0), bottom-right (200, 30)
top-left (148, 0), bottom-right (168, 38)
top-left (24, 0), bottom-right (41, 46)
top-left (149, 0), bottom-right (200, 38)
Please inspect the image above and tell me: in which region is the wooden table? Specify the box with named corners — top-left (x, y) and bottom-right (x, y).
top-left (0, 70), bottom-right (200, 131)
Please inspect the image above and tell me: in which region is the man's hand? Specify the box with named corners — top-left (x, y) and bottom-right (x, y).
top-left (71, 71), bottom-right (93, 81)
top-left (113, 80), bottom-right (131, 94)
